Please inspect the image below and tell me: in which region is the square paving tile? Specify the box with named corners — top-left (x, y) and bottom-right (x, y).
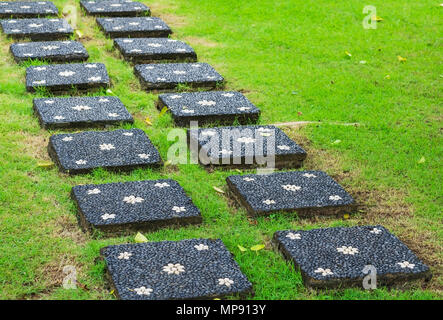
top-left (135, 63), bottom-right (224, 91)
top-left (80, 0), bottom-right (149, 17)
top-left (188, 125), bottom-right (307, 169)
top-left (114, 38), bottom-right (196, 63)
top-left (26, 62), bottom-right (110, 93)
top-left (273, 225), bottom-right (432, 289)
top-left (48, 128), bottom-right (162, 174)
top-left (33, 96), bottom-right (133, 129)
top-left (158, 91), bottom-right (260, 126)
top-left (1, 18), bottom-right (73, 40)
top-left (96, 17), bottom-right (171, 38)
top-left (101, 238), bottom-right (253, 299)
top-left (226, 171), bottom-right (355, 216)
top-left (10, 40), bottom-right (88, 63)
top-left (72, 179), bottom-right (202, 234)
top-left (0, 1), bottom-right (58, 18)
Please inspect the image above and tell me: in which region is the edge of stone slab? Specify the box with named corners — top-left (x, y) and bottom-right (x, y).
top-left (80, 2), bottom-right (151, 17)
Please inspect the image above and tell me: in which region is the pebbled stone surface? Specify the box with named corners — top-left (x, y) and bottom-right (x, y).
top-left (158, 91), bottom-right (260, 126)
top-left (273, 225), bottom-right (432, 289)
top-left (10, 40), bottom-right (88, 63)
top-left (33, 96), bottom-right (133, 129)
top-left (226, 170), bottom-right (355, 216)
top-left (80, 0), bottom-right (150, 17)
top-left (48, 128), bottom-right (162, 174)
top-left (96, 16), bottom-right (171, 38)
top-left (1, 18), bottom-right (73, 40)
top-left (188, 125), bottom-right (307, 169)
top-left (26, 62), bottom-right (110, 93)
top-left (134, 62), bottom-right (224, 90)
top-left (0, 1), bottom-right (58, 18)
top-left (114, 37), bottom-right (196, 63)
top-left (72, 179), bottom-right (202, 233)
top-left (101, 238), bottom-right (253, 300)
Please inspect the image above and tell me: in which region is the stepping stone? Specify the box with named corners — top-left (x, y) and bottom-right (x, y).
top-left (157, 91), bottom-right (260, 126)
top-left (273, 225), bottom-right (432, 289)
top-left (226, 171), bottom-right (355, 216)
top-left (26, 62), bottom-right (110, 93)
top-left (101, 239), bottom-right (253, 299)
top-left (33, 96), bottom-right (133, 129)
top-left (96, 17), bottom-right (172, 38)
top-left (1, 18), bottom-right (73, 40)
top-left (80, 0), bottom-right (150, 17)
top-left (188, 125), bottom-right (307, 169)
top-left (48, 128), bottom-right (162, 174)
top-left (135, 63), bottom-right (224, 90)
top-left (10, 40), bottom-right (88, 63)
top-left (0, 1), bottom-right (58, 18)
top-left (114, 38), bottom-right (197, 64)
top-left (72, 179), bottom-right (202, 234)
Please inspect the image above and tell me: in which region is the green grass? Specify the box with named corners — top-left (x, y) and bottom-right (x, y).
top-left (0, 0), bottom-right (441, 300)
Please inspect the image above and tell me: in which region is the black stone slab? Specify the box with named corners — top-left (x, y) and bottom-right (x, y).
top-left (114, 38), bottom-right (196, 64)
top-left (33, 96), bottom-right (133, 129)
top-left (135, 63), bottom-right (223, 91)
top-left (96, 17), bottom-right (171, 38)
top-left (226, 171), bottom-right (355, 216)
top-left (1, 18), bottom-right (73, 40)
top-left (26, 63), bottom-right (110, 93)
top-left (101, 238), bottom-right (253, 300)
top-left (157, 91), bottom-right (260, 126)
top-left (273, 225), bottom-right (432, 289)
top-left (10, 40), bottom-right (88, 63)
top-left (72, 179), bottom-right (202, 234)
top-left (0, 1), bottom-right (58, 18)
top-left (188, 125), bottom-right (306, 169)
top-left (80, 0), bottom-right (149, 17)
top-left (48, 128), bottom-right (162, 174)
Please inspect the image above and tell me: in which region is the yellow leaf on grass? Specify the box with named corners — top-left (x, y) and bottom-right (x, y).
top-left (145, 117), bottom-right (152, 125)
top-left (164, 160), bottom-right (172, 167)
top-left (345, 51), bottom-right (352, 57)
top-left (397, 56), bottom-right (407, 62)
top-left (37, 161), bottom-right (54, 169)
top-left (158, 106), bottom-right (168, 117)
top-left (76, 30), bottom-right (83, 38)
top-left (250, 244), bottom-right (265, 252)
top-left (371, 15), bottom-right (383, 22)
top-left (110, 290), bottom-right (114, 295)
top-left (343, 213), bottom-right (350, 220)
top-left (213, 186), bottom-right (225, 194)
top-left (384, 74), bottom-right (391, 79)
top-left (332, 139), bottom-right (341, 145)
top-left (238, 245), bottom-right (247, 252)
top-left (134, 232), bottom-right (148, 243)
top-left (418, 156), bottom-right (426, 164)
top-left (106, 89), bottom-right (114, 95)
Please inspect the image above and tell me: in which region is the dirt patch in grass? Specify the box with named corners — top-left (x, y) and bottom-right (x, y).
top-left (53, 214), bottom-right (88, 246)
top-left (20, 132), bottom-right (50, 161)
top-left (282, 126), bottom-right (442, 291)
top-left (183, 36), bottom-right (220, 48)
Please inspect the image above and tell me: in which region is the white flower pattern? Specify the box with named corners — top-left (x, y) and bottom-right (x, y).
top-left (337, 246), bottom-right (359, 255)
top-left (162, 263), bottom-right (185, 275)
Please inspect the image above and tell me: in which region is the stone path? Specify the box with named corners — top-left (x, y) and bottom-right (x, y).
top-left (226, 171), bottom-right (355, 216)
top-left (188, 125), bottom-right (307, 169)
top-left (10, 40), bottom-right (89, 63)
top-left (72, 179), bottom-right (202, 234)
top-left (0, 1), bottom-right (58, 18)
top-left (157, 91), bottom-right (260, 126)
top-left (1, 18), bottom-right (73, 40)
top-left (33, 96), bottom-right (133, 129)
top-left (26, 62), bottom-right (110, 93)
top-left (0, 0), bottom-right (431, 299)
top-left (96, 17), bottom-right (172, 38)
top-left (101, 239), bottom-right (253, 299)
top-left (134, 62), bottom-right (224, 90)
top-left (114, 38), bottom-right (197, 63)
top-left (48, 129), bottom-right (162, 174)
top-left (80, 0), bottom-right (150, 17)
top-left (273, 226), bottom-right (432, 289)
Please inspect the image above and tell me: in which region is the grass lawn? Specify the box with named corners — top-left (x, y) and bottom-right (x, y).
top-left (0, 0), bottom-right (441, 299)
